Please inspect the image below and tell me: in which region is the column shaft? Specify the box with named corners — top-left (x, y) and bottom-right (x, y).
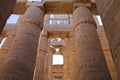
top-left (69, 32), bottom-right (78, 80)
top-left (34, 33), bottom-right (48, 80)
top-left (44, 54), bottom-right (49, 80)
top-left (48, 51), bottom-right (52, 80)
top-left (63, 38), bottom-right (70, 80)
top-left (0, 32), bottom-right (15, 69)
top-left (44, 46), bottom-right (52, 80)
top-left (96, 0), bottom-right (120, 79)
top-left (73, 6), bottom-right (111, 80)
top-left (0, 6), bottom-right (44, 80)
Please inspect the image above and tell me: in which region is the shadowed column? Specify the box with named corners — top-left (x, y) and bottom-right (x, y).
top-left (0, 6), bottom-right (44, 80)
top-left (73, 6), bottom-right (111, 80)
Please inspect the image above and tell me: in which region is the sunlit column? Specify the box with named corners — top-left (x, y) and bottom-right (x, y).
top-left (63, 38), bottom-right (70, 80)
top-left (44, 42), bottom-right (52, 80)
top-left (69, 31), bottom-right (78, 80)
top-left (73, 6), bottom-right (111, 80)
top-left (33, 31), bottom-right (48, 80)
top-left (44, 53), bottom-right (49, 80)
top-left (48, 48), bottom-right (53, 80)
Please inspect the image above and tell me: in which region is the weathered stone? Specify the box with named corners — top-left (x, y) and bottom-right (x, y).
top-left (0, 0), bottom-right (119, 80)
top-left (69, 31), bottom-right (78, 80)
top-left (97, 25), bottom-right (118, 80)
top-left (63, 38), bottom-right (70, 80)
top-left (0, 30), bottom-right (16, 69)
top-left (73, 6), bottom-right (111, 80)
top-left (33, 32), bottom-right (48, 80)
top-left (0, 6), bottom-right (44, 80)
top-left (96, 0), bottom-right (120, 79)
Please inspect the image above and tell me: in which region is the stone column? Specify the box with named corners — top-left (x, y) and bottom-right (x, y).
top-left (48, 49), bottom-right (53, 80)
top-left (96, 0), bottom-right (120, 79)
top-left (69, 31), bottom-right (78, 80)
top-left (2, 31), bottom-right (16, 49)
top-left (0, 31), bottom-right (16, 69)
top-left (73, 6), bottom-right (111, 80)
top-left (33, 32), bottom-right (48, 80)
top-left (0, 6), bottom-right (44, 80)
top-left (44, 43), bottom-right (52, 80)
top-left (63, 38), bottom-right (70, 80)
top-left (97, 26), bottom-right (118, 80)
top-left (44, 53), bottom-right (49, 80)
top-left (0, 0), bottom-right (16, 34)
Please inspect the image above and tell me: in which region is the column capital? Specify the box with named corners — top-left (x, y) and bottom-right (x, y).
top-left (73, 6), bottom-right (96, 30)
top-left (19, 6), bottom-right (44, 30)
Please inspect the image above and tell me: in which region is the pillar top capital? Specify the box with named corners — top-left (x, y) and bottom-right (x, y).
top-left (19, 6), bottom-right (44, 30)
top-left (73, 6), bottom-right (97, 29)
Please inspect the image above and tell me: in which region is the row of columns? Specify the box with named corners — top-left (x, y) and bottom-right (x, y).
top-left (0, 4), bottom-right (112, 80)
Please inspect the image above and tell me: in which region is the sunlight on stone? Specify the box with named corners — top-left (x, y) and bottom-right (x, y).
top-left (96, 15), bottom-right (103, 25)
top-left (0, 38), bottom-right (7, 48)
